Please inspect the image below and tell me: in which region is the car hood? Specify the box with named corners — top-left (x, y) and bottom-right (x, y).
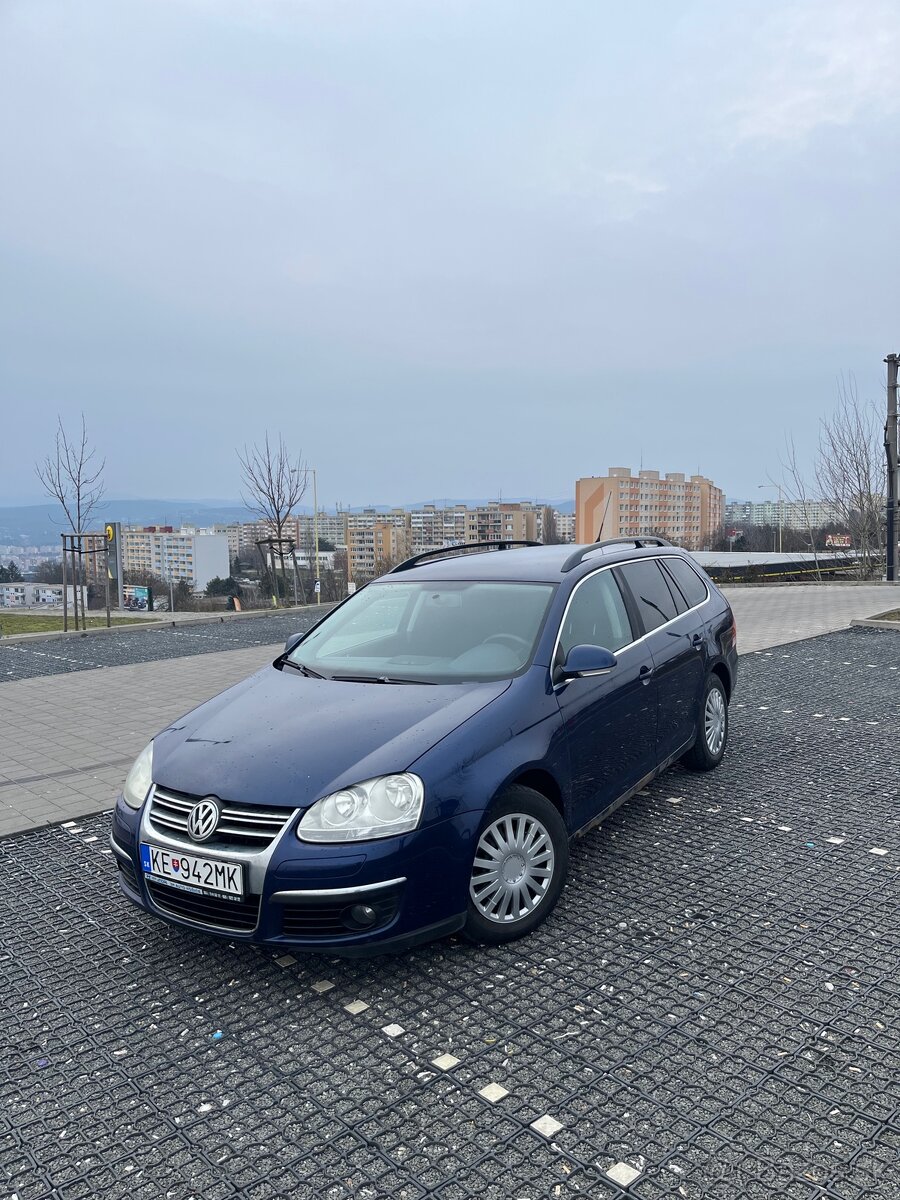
top-left (152, 664), bottom-right (511, 809)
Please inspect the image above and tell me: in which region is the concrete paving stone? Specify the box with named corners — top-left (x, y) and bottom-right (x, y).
top-left (531, 1114), bottom-right (563, 1137)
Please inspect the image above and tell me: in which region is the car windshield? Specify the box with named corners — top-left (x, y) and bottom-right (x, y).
top-left (287, 579), bottom-right (557, 683)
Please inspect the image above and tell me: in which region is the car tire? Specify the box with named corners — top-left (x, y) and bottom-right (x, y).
top-left (682, 674), bottom-right (729, 771)
top-left (462, 785), bottom-right (569, 945)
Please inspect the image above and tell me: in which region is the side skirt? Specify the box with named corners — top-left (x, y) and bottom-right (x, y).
top-left (571, 738), bottom-right (695, 840)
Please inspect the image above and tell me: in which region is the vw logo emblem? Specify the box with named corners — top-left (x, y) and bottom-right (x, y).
top-left (187, 798), bottom-right (220, 843)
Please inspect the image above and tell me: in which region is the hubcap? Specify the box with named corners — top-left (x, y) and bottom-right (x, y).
top-left (470, 813), bottom-right (555, 924)
top-left (705, 687), bottom-right (727, 756)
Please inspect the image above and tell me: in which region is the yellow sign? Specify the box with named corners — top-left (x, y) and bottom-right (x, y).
top-left (106, 523), bottom-right (115, 543)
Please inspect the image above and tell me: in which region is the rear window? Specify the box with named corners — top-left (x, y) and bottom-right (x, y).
top-left (663, 556), bottom-right (708, 608)
top-left (617, 559), bottom-right (679, 632)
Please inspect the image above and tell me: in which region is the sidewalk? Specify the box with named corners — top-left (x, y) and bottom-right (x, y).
top-left (723, 583), bottom-right (892, 653)
top-left (0, 643), bottom-right (281, 837)
top-left (0, 584), bottom-right (895, 837)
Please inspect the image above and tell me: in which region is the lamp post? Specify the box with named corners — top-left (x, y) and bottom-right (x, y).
top-left (309, 468), bottom-right (321, 604)
top-left (886, 353), bottom-right (899, 583)
top-left (758, 484), bottom-right (784, 553)
top-left (164, 533), bottom-right (175, 612)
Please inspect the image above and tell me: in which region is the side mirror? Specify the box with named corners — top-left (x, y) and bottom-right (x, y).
top-left (283, 632), bottom-right (304, 655)
top-left (558, 643), bottom-right (617, 680)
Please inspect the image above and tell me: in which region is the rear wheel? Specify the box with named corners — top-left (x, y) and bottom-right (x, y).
top-left (682, 675), bottom-right (729, 771)
top-left (463, 786), bottom-right (568, 944)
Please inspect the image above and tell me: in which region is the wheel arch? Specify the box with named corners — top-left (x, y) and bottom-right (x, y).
top-left (710, 660), bottom-right (732, 701)
top-left (504, 768), bottom-right (566, 820)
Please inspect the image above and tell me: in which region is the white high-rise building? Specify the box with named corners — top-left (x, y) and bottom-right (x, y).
top-left (122, 528), bottom-right (230, 591)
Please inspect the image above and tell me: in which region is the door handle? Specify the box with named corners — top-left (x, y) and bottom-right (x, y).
top-left (639, 664), bottom-right (653, 685)
top-left (691, 633), bottom-right (704, 650)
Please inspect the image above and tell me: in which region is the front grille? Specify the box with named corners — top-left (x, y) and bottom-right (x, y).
top-left (281, 889), bottom-right (401, 939)
top-left (148, 787), bottom-right (294, 849)
top-left (117, 858), bottom-right (139, 892)
top-left (146, 879), bottom-right (260, 932)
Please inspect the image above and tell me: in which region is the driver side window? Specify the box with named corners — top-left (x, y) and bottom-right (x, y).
top-left (558, 571), bottom-right (634, 660)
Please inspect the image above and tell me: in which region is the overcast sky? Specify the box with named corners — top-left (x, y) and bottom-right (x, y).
top-left (2, 0), bottom-right (898, 509)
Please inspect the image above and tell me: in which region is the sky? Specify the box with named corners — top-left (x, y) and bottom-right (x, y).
top-left (1, 0), bottom-right (899, 509)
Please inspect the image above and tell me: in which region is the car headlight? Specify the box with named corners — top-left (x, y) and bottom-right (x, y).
top-left (122, 742), bottom-right (154, 810)
top-left (297, 774), bottom-right (424, 843)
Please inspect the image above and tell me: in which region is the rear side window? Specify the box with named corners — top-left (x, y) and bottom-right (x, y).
top-left (558, 570), bottom-right (634, 658)
top-left (663, 556), bottom-right (708, 608)
top-left (618, 559), bottom-right (680, 632)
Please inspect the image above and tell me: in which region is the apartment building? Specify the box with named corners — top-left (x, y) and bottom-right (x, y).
top-left (210, 524), bottom-right (243, 559)
top-left (344, 513), bottom-right (411, 580)
top-left (293, 512), bottom-right (347, 549)
top-left (555, 512), bottom-right (576, 542)
top-left (0, 583), bottom-right (76, 608)
top-left (535, 506), bottom-right (576, 544)
top-left (724, 499), bottom-right (841, 531)
top-left (456, 503), bottom-right (538, 545)
top-left (341, 503), bottom-right (543, 578)
top-left (122, 527), bottom-right (229, 591)
top-left (575, 468), bottom-right (724, 550)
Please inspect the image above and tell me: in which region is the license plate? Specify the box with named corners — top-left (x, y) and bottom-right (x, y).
top-left (140, 843), bottom-right (244, 900)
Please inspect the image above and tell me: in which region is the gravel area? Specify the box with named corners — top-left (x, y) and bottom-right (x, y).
top-left (0, 611), bottom-right (329, 682)
top-left (1, 628), bottom-right (898, 1199)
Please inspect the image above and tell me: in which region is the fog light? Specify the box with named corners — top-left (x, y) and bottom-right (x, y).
top-left (349, 903), bottom-right (378, 928)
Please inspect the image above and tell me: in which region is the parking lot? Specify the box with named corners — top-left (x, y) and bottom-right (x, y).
top-left (2, 626), bottom-right (898, 1199)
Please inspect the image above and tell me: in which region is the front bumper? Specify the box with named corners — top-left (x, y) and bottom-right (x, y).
top-left (111, 793), bottom-right (475, 955)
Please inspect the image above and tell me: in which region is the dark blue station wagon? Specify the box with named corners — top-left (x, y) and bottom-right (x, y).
top-left (112, 538), bottom-right (737, 954)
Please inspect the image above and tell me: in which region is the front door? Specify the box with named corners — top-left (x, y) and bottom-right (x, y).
top-left (554, 568), bottom-right (657, 831)
top-left (617, 558), bottom-right (706, 760)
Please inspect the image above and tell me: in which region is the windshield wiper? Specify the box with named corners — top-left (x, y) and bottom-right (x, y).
top-left (331, 674), bottom-right (435, 685)
top-left (280, 659), bottom-right (327, 680)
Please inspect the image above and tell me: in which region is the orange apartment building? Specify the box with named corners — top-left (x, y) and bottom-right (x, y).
top-left (575, 468), bottom-right (724, 551)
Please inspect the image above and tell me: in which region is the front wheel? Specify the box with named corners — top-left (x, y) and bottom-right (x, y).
top-left (682, 675), bottom-right (729, 771)
top-left (462, 786), bottom-right (568, 945)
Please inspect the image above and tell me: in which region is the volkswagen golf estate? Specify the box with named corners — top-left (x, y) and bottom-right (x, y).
top-left (111, 537), bottom-right (737, 954)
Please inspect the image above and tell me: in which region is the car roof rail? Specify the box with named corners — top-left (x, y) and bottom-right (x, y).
top-left (561, 535), bottom-right (675, 573)
top-left (388, 540), bottom-right (542, 574)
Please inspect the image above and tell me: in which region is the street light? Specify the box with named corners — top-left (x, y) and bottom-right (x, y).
top-left (758, 483), bottom-right (784, 553)
top-left (308, 468), bottom-right (321, 604)
top-left (163, 533), bottom-right (175, 612)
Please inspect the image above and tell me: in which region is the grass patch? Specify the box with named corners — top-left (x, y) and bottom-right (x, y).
top-left (870, 609), bottom-right (900, 622)
top-left (0, 613), bottom-right (150, 636)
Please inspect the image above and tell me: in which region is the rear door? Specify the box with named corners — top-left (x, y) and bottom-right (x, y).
top-left (554, 568), bottom-right (657, 831)
top-left (616, 558), bottom-right (706, 762)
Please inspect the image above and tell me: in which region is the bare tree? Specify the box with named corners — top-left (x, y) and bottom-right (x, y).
top-left (35, 414), bottom-right (105, 534)
top-left (237, 433), bottom-right (307, 605)
top-left (540, 507), bottom-right (560, 545)
top-left (817, 377), bottom-right (884, 578)
top-left (35, 414), bottom-right (105, 619)
top-left (778, 436), bottom-right (821, 579)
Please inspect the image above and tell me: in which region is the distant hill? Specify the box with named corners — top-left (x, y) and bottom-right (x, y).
top-left (0, 500), bottom-right (253, 545)
top-left (0, 496), bottom-right (575, 545)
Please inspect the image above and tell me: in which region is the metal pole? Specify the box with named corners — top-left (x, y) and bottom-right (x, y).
top-left (61, 534), bottom-right (68, 632)
top-left (290, 542), bottom-right (299, 606)
top-left (104, 540), bottom-right (111, 626)
top-left (71, 541), bottom-right (79, 630)
top-left (165, 535), bottom-right (175, 611)
top-left (885, 353), bottom-right (899, 583)
top-left (313, 469), bottom-right (321, 604)
top-left (778, 486), bottom-right (783, 555)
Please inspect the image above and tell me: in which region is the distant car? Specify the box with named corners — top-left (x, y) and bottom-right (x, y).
top-left (111, 538), bottom-right (737, 954)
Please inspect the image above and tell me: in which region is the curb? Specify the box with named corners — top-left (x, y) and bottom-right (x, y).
top-left (850, 617), bottom-right (900, 632)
